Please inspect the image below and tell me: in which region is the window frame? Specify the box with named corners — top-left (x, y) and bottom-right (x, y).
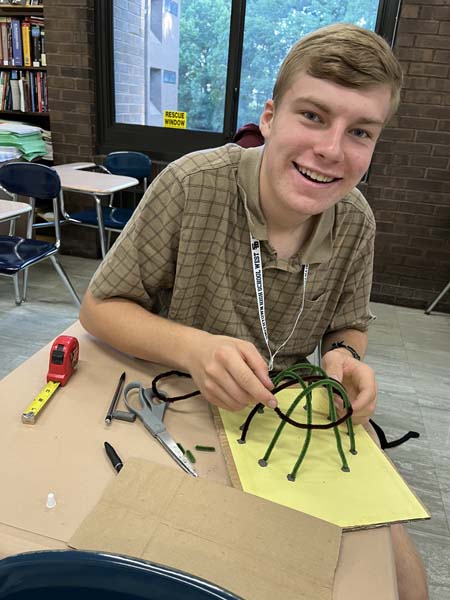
top-left (94, 0), bottom-right (402, 163)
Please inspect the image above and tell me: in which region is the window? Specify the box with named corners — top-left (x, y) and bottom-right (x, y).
top-left (237, 1), bottom-right (381, 128)
top-left (95, 0), bottom-right (402, 162)
top-left (150, 0), bottom-right (163, 41)
top-left (164, 0), bottom-right (178, 16)
top-left (150, 68), bottom-right (162, 113)
top-left (163, 70), bottom-right (177, 84)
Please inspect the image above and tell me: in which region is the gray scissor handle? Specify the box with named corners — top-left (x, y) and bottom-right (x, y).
top-left (123, 382), bottom-right (167, 435)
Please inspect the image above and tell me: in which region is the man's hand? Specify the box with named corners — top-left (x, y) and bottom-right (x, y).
top-left (186, 334), bottom-right (276, 411)
top-left (80, 292), bottom-right (275, 412)
top-left (321, 348), bottom-right (377, 425)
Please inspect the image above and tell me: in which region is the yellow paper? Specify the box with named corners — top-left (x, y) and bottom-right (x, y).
top-left (219, 389), bottom-right (430, 530)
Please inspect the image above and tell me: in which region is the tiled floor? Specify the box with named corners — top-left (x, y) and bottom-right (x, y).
top-left (0, 254), bottom-right (449, 598)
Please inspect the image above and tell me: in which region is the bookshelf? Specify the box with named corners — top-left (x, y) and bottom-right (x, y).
top-left (0, 1), bottom-right (48, 129)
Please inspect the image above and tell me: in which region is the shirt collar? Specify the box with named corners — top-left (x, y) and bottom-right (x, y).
top-left (237, 145), bottom-right (334, 264)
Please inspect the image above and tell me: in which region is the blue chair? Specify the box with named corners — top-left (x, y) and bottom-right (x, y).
top-left (0, 162), bottom-right (80, 307)
top-left (102, 151), bottom-right (152, 246)
top-left (104, 151), bottom-right (152, 191)
top-left (0, 550), bottom-right (241, 599)
top-left (62, 152), bottom-right (151, 257)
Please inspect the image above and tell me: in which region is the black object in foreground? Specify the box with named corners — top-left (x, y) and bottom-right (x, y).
top-left (104, 441), bottom-right (123, 473)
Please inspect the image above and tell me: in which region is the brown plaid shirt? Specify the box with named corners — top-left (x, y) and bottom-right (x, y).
top-left (89, 144), bottom-right (375, 370)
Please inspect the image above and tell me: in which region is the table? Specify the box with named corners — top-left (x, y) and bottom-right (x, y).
top-left (0, 201), bottom-right (32, 302)
top-left (53, 165), bottom-right (139, 258)
top-left (53, 162), bottom-right (96, 171)
top-left (0, 322), bottom-right (397, 599)
top-left (0, 199), bottom-right (31, 226)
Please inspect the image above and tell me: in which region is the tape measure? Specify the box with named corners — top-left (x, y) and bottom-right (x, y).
top-left (21, 335), bottom-right (79, 424)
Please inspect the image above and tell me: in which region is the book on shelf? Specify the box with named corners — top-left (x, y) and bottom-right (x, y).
top-left (0, 70), bottom-right (5, 107)
top-left (0, 15), bottom-right (44, 68)
top-left (0, 68), bottom-right (47, 113)
top-left (0, 17), bottom-right (10, 66)
top-left (39, 26), bottom-right (44, 66)
top-left (28, 67), bottom-right (34, 110)
top-left (30, 19), bottom-right (40, 66)
top-left (9, 68), bottom-right (19, 109)
top-left (11, 18), bottom-right (22, 66)
top-left (35, 67), bottom-right (41, 110)
top-left (21, 18), bottom-right (30, 66)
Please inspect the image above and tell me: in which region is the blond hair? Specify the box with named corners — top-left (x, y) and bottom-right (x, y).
top-left (273, 23), bottom-right (403, 120)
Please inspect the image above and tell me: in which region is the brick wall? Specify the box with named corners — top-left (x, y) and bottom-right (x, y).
top-left (44, 0), bottom-right (96, 164)
top-left (44, 0), bottom-right (99, 255)
top-left (361, 0), bottom-right (450, 312)
top-left (44, 0), bottom-right (450, 310)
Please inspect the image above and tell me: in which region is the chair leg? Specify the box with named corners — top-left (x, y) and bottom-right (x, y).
top-left (94, 196), bottom-right (107, 258)
top-left (107, 193), bottom-right (114, 250)
top-left (13, 274), bottom-right (23, 306)
top-left (49, 256), bottom-right (81, 307)
top-left (425, 280), bottom-right (450, 315)
top-left (28, 197), bottom-right (36, 238)
top-left (23, 202), bottom-right (34, 301)
top-left (22, 268), bottom-right (29, 302)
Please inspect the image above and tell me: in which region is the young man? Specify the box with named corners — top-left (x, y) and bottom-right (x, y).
top-left (80, 24), bottom-right (427, 600)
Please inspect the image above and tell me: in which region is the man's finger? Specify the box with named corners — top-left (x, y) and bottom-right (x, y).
top-left (203, 379), bottom-right (248, 412)
top-left (242, 345), bottom-right (274, 390)
top-left (213, 372), bottom-right (258, 411)
top-left (221, 343), bottom-right (277, 408)
top-left (227, 361), bottom-right (276, 408)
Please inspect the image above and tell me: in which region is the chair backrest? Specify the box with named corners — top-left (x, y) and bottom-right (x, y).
top-left (104, 151), bottom-right (152, 180)
top-left (0, 550), bottom-right (240, 599)
top-left (232, 123), bottom-right (264, 148)
top-left (0, 162), bottom-right (61, 200)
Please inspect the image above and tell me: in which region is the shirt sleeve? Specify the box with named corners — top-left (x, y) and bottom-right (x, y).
top-left (88, 164), bottom-right (185, 312)
top-left (326, 228), bottom-right (376, 334)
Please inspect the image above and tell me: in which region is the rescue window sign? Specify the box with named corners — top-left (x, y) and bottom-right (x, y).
top-left (163, 110), bottom-right (187, 129)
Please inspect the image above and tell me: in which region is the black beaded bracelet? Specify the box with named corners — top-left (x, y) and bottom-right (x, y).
top-left (329, 340), bottom-right (361, 361)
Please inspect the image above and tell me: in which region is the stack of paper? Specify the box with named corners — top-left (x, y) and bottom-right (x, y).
top-left (0, 120), bottom-right (46, 161)
top-left (0, 146), bottom-right (21, 161)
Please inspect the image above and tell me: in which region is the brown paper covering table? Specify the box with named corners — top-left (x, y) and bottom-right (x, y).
top-left (0, 321), bottom-right (398, 599)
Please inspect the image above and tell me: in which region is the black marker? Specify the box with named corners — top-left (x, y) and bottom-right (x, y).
top-left (105, 371), bottom-right (126, 425)
top-left (104, 441), bottom-right (123, 473)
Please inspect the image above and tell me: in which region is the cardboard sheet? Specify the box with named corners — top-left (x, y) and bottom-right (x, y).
top-left (0, 329), bottom-right (229, 543)
top-left (218, 388), bottom-right (430, 530)
top-left (69, 457), bottom-right (341, 600)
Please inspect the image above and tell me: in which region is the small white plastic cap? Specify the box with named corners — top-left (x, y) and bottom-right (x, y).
top-left (46, 492), bottom-right (57, 509)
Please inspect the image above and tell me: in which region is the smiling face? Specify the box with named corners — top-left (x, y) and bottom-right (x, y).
top-left (259, 73), bottom-right (392, 230)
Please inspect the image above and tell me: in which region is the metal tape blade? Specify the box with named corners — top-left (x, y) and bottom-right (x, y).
top-left (21, 380), bottom-right (60, 424)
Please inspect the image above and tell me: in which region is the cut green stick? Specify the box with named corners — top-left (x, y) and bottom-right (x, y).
top-left (186, 449), bottom-right (196, 464)
top-left (177, 442), bottom-right (185, 454)
top-left (194, 445), bottom-right (216, 452)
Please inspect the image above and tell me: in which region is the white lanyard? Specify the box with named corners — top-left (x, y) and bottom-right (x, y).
top-left (250, 233), bottom-right (309, 371)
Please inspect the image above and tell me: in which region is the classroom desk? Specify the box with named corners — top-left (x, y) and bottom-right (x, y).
top-left (0, 199), bottom-right (31, 224)
top-left (0, 199), bottom-right (32, 239)
top-left (53, 166), bottom-right (139, 258)
top-left (53, 162), bottom-right (97, 171)
top-left (0, 322), bottom-right (397, 600)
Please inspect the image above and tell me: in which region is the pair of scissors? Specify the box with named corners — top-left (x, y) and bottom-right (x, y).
top-left (123, 381), bottom-right (198, 477)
